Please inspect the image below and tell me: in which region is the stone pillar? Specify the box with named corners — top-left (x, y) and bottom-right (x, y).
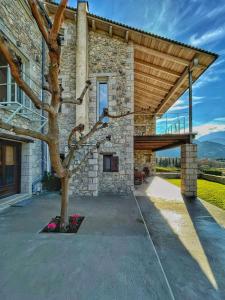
top-left (21, 143), bottom-right (32, 194)
top-left (76, 1), bottom-right (89, 131)
top-left (88, 149), bottom-right (98, 196)
top-left (181, 143), bottom-right (197, 198)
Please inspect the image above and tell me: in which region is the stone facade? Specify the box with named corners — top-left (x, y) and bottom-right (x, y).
top-left (134, 115), bottom-right (156, 175)
top-left (181, 144), bottom-right (198, 197)
top-left (70, 30), bottom-right (135, 195)
top-left (0, 0), bottom-right (45, 195)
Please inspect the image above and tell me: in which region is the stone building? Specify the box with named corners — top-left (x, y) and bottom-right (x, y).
top-left (0, 0), bottom-right (217, 200)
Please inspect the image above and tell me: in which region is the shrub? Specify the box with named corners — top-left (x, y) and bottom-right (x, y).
top-left (42, 172), bottom-right (61, 191)
top-left (156, 166), bottom-right (180, 173)
top-left (202, 169), bottom-right (223, 176)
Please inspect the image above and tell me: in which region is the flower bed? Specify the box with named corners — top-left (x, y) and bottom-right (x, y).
top-left (41, 214), bottom-right (84, 233)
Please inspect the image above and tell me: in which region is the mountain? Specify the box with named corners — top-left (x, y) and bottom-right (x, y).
top-left (156, 140), bottom-right (225, 159)
top-left (198, 131), bottom-right (225, 145)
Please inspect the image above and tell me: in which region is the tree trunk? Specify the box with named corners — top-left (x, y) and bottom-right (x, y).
top-left (60, 176), bottom-right (70, 231)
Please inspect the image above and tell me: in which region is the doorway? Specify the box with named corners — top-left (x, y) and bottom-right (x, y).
top-left (0, 140), bottom-right (21, 199)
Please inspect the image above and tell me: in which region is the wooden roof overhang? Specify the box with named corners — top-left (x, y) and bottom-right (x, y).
top-left (46, 2), bottom-right (218, 115)
top-left (134, 134), bottom-right (196, 152)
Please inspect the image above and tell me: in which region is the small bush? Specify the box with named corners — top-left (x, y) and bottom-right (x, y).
top-left (202, 169), bottom-right (223, 176)
top-left (42, 172), bottom-right (61, 191)
top-left (156, 166), bottom-right (180, 173)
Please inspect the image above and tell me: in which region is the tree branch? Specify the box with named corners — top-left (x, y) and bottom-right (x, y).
top-left (67, 123), bottom-right (85, 149)
top-left (103, 108), bottom-right (134, 119)
top-left (27, 0), bottom-right (49, 45)
top-left (70, 138), bottom-right (107, 176)
top-left (0, 118), bottom-right (49, 143)
top-left (50, 0), bottom-right (68, 43)
top-left (61, 80), bottom-right (91, 105)
top-left (0, 36), bottom-right (54, 115)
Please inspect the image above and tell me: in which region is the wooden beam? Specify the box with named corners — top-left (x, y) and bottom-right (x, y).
top-left (135, 96), bottom-right (159, 106)
top-left (136, 93), bottom-right (161, 103)
top-left (135, 85), bottom-right (166, 97)
top-left (109, 25), bottom-right (113, 37)
top-left (135, 78), bottom-right (169, 93)
top-left (135, 44), bottom-right (190, 66)
top-left (92, 19), bottom-right (96, 31)
top-left (135, 70), bottom-right (174, 86)
top-left (135, 101), bottom-right (150, 109)
top-left (155, 59), bottom-right (197, 114)
top-left (135, 58), bottom-right (181, 77)
top-left (125, 31), bottom-right (129, 43)
top-left (135, 88), bottom-right (163, 99)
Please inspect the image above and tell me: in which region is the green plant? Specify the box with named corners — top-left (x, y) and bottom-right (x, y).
top-left (202, 169), bottom-right (223, 176)
top-left (42, 172), bottom-right (61, 191)
top-left (156, 166), bottom-right (180, 173)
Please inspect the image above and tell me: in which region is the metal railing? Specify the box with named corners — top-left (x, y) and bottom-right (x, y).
top-left (134, 112), bottom-right (188, 135)
top-left (0, 67), bottom-right (47, 131)
top-left (156, 113), bottom-right (188, 135)
top-left (0, 101), bottom-right (47, 131)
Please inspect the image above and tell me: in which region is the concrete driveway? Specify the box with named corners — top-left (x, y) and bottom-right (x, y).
top-left (0, 192), bottom-right (173, 300)
top-left (135, 176), bottom-right (225, 300)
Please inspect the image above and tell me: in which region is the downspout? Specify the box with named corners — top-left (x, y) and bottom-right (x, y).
top-left (41, 36), bottom-right (46, 178)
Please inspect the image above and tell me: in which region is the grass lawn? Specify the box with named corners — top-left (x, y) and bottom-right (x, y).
top-left (167, 179), bottom-right (225, 211)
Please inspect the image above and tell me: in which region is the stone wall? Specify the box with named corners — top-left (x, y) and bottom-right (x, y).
top-left (57, 19), bottom-right (77, 153)
top-left (134, 150), bottom-right (156, 175)
top-left (0, 0), bottom-right (44, 194)
top-left (181, 143), bottom-right (198, 197)
top-left (134, 115), bottom-right (156, 175)
top-left (70, 30), bottom-right (134, 195)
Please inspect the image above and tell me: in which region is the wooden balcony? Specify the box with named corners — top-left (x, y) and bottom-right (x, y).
top-left (134, 133), bottom-right (196, 151)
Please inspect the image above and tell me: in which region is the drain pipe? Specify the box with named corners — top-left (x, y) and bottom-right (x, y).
top-left (41, 36), bottom-right (46, 178)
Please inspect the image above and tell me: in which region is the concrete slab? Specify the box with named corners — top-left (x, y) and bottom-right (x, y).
top-left (136, 176), bottom-right (225, 300)
top-left (0, 192), bottom-right (173, 300)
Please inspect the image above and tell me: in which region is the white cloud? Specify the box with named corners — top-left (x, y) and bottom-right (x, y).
top-left (206, 5), bottom-right (225, 18)
top-left (214, 117), bottom-right (225, 122)
top-left (189, 26), bottom-right (225, 46)
top-left (169, 105), bottom-right (189, 112)
top-left (193, 123), bottom-right (225, 138)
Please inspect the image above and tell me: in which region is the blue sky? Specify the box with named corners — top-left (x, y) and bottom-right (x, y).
top-left (60, 0), bottom-right (225, 138)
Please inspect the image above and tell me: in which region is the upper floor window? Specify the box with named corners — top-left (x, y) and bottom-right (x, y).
top-left (0, 55), bottom-right (31, 108)
top-left (97, 78), bottom-right (108, 122)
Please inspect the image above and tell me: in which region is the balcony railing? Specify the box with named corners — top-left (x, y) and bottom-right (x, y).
top-left (0, 67), bottom-right (47, 131)
top-left (156, 113), bottom-right (188, 135)
top-left (134, 112), bottom-right (188, 136)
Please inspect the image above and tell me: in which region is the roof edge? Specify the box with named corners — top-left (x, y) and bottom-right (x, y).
top-left (47, 1), bottom-right (218, 58)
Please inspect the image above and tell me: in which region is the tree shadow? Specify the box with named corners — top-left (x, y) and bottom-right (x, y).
top-left (137, 194), bottom-right (225, 300)
top-left (183, 195), bottom-right (225, 297)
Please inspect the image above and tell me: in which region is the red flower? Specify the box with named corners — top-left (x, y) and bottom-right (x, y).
top-left (47, 222), bottom-right (57, 229)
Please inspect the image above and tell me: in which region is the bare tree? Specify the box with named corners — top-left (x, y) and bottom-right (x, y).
top-left (0, 0), bottom-right (136, 231)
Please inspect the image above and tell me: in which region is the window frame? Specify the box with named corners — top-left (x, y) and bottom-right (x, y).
top-left (0, 54), bottom-right (31, 108)
top-left (96, 77), bottom-right (109, 122)
top-left (103, 154), bottom-right (119, 173)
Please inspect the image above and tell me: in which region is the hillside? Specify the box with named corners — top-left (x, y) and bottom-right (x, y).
top-left (156, 140), bottom-right (225, 159)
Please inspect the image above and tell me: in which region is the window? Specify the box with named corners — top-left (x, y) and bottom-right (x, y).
top-left (97, 79), bottom-right (108, 122)
top-left (0, 54), bottom-right (31, 107)
top-left (103, 155), bottom-right (119, 172)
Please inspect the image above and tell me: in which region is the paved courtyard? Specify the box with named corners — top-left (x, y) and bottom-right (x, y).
top-left (0, 177), bottom-right (225, 300)
top-left (0, 191), bottom-right (172, 300)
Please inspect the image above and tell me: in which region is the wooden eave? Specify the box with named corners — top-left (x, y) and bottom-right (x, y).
top-left (134, 134), bottom-right (196, 151)
top-left (46, 2), bottom-right (218, 115)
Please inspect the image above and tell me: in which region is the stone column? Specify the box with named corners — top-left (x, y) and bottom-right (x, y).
top-left (181, 143), bottom-right (197, 198)
top-left (76, 1), bottom-right (89, 131)
top-left (21, 143), bottom-right (32, 194)
top-left (88, 149), bottom-right (98, 196)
